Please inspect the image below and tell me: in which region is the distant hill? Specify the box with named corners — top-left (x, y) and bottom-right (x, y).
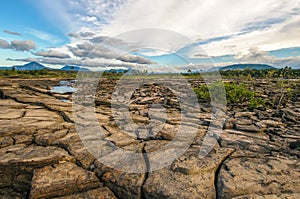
top-left (0, 62), bottom-right (90, 71)
top-left (104, 68), bottom-right (127, 73)
top-left (15, 62), bottom-right (47, 71)
top-left (220, 64), bottom-right (275, 71)
top-left (60, 65), bottom-right (90, 72)
top-left (0, 62), bottom-right (47, 71)
top-left (0, 66), bottom-right (11, 70)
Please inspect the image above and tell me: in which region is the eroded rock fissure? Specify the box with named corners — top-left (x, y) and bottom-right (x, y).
top-left (214, 149), bottom-right (235, 199)
top-left (141, 143), bottom-right (150, 199)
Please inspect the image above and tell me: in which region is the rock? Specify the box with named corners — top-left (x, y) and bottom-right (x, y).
top-left (282, 108), bottom-right (299, 123)
top-left (94, 150), bottom-right (146, 199)
top-left (29, 162), bottom-right (101, 199)
top-left (235, 124), bottom-right (265, 133)
top-left (235, 112), bottom-right (256, 118)
top-left (224, 118), bottom-right (234, 129)
top-left (0, 145), bottom-right (74, 167)
top-left (53, 187), bottom-right (117, 199)
top-left (234, 118), bottom-right (253, 125)
top-left (35, 129), bottom-right (68, 146)
top-left (1, 78), bottom-right (300, 198)
top-left (232, 193), bottom-right (300, 199)
top-left (104, 127), bottom-right (139, 147)
top-left (159, 123), bottom-right (178, 140)
top-left (52, 130), bottom-right (97, 169)
top-left (0, 188), bottom-right (23, 199)
top-left (220, 129), bottom-right (280, 154)
top-left (289, 140), bottom-right (300, 150)
top-left (143, 147), bottom-right (234, 199)
top-left (13, 134), bottom-right (33, 145)
top-left (217, 156), bottom-right (300, 198)
top-left (0, 108), bottom-right (25, 119)
top-left (0, 136), bottom-right (14, 148)
top-left (0, 145), bottom-right (74, 193)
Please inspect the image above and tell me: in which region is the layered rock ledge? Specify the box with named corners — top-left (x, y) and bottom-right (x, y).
top-left (0, 78), bottom-right (299, 199)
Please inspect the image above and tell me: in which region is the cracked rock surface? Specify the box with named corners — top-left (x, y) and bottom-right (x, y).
top-left (0, 78), bottom-right (299, 199)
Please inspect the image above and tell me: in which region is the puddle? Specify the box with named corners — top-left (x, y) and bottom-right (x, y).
top-left (60, 99), bottom-right (71, 103)
top-left (51, 86), bottom-right (77, 94)
top-left (49, 80), bottom-right (77, 94)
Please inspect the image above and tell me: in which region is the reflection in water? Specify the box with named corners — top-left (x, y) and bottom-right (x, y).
top-left (50, 80), bottom-right (77, 94)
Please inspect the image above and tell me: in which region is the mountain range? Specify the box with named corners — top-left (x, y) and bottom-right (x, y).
top-left (0, 62), bottom-right (277, 72)
top-left (207, 64), bottom-right (276, 71)
top-left (0, 62), bottom-right (90, 71)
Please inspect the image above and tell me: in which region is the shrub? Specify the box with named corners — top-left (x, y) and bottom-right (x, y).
top-left (194, 81), bottom-right (265, 108)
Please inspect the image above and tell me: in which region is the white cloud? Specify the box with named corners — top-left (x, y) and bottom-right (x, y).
top-left (96, 0), bottom-right (299, 58)
top-left (0, 39), bottom-right (11, 49)
top-left (26, 0), bottom-right (300, 68)
top-left (33, 50), bottom-right (70, 59)
top-left (25, 28), bottom-right (63, 45)
top-left (188, 13), bottom-right (300, 57)
top-left (0, 39), bottom-right (36, 51)
top-left (101, 0), bottom-right (298, 38)
top-left (235, 48), bottom-right (300, 68)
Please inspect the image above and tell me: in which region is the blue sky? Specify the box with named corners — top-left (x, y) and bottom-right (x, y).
top-left (0, 0), bottom-right (300, 71)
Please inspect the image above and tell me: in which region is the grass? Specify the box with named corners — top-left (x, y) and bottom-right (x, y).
top-left (0, 69), bottom-right (77, 79)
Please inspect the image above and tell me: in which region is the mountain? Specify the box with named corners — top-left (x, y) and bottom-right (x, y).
top-left (60, 65), bottom-right (90, 72)
top-left (0, 66), bottom-right (11, 70)
top-left (104, 68), bottom-right (127, 73)
top-left (14, 62), bottom-right (47, 71)
top-left (0, 62), bottom-right (47, 71)
top-left (220, 64), bottom-right (276, 71)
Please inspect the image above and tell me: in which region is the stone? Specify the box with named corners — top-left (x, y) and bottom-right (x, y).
top-left (94, 144), bottom-right (146, 199)
top-left (1, 78), bottom-right (300, 198)
top-left (0, 145), bottom-right (74, 193)
top-left (289, 140), bottom-right (300, 150)
top-left (0, 145), bottom-right (74, 167)
top-left (217, 156), bottom-right (300, 198)
top-left (282, 108), bottom-right (299, 123)
top-left (0, 108), bottom-right (25, 119)
top-left (29, 162), bottom-right (101, 199)
top-left (143, 147), bottom-right (234, 199)
top-left (53, 187), bottom-right (117, 199)
top-left (235, 123), bottom-right (265, 133)
top-left (232, 193), bottom-right (300, 199)
top-left (35, 129), bottom-right (69, 146)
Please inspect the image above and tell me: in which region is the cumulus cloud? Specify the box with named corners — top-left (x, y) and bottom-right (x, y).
top-left (235, 48), bottom-right (274, 63)
top-left (3, 30), bottom-right (22, 36)
top-left (33, 50), bottom-right (70, 58)
top-left (68, 32), bottom-right (95, 38)
top-left (26, 0), bottom-right (300, 68)
top-left (0, 39), bottom-right (35, 51)
top-left (235, 48), bottom-right (300, 68)
top-left (68, 41), bottom-right (154, 64)
top-left (0, 39), bottom-right (11, 49)
top-left (11, 40), bottom-right (36, 51)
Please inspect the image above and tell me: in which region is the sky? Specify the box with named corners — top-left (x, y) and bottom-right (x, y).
top-left (0, 0), bottom-right (300, 72)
